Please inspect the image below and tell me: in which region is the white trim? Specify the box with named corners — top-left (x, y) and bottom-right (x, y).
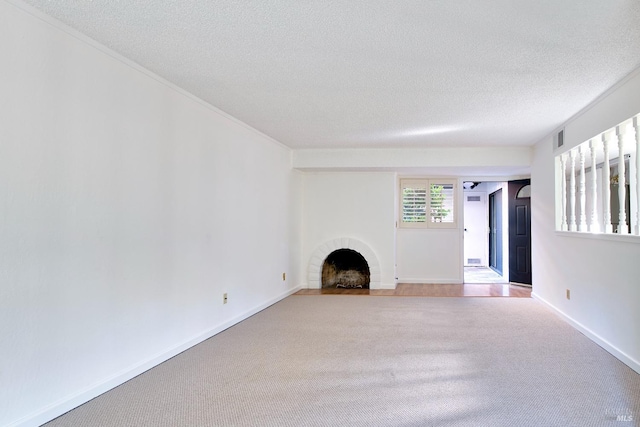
top-left (7, 286), bottom-right (301, 427)
top-left (307, 238), bottom-right (382, 289)
top-left (459, 175), bottom-right (531, 182)
top-left (397, 278), bottom-right (463, 284)
top-left (555, 230), bottom-right (640, 244)
top-left (532, 292), bottom-right (640, 375)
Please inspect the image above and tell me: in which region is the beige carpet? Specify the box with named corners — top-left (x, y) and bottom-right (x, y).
top-left (45, 296), bottom-right (639, 427)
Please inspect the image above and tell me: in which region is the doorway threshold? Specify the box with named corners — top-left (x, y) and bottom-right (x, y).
top-left (464, 266), bottom-right (508, 284)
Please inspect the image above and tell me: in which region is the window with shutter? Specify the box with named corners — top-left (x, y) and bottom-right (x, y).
top-left (399, 178), bottom-right (457, 228)
top-left (430, 182), bottom-right (455, 224)
top-left (401, 180), bottom-right (427, 225)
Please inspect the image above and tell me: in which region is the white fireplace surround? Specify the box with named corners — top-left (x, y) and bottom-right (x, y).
top-left (307, 238), bottom-right (381, 289)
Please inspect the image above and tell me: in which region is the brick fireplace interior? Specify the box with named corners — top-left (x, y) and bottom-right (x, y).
top-left (321, 249), bottom-right (370, 289)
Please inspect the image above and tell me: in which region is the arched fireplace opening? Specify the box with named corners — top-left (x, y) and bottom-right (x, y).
top-left (321, 249), bottom-right (370, 289)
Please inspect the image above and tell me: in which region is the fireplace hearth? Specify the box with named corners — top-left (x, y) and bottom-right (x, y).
top-left (321, 249), bottom-right (370, 289)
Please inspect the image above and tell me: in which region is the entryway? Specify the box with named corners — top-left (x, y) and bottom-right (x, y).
top-left (463, 180), bottom-right (532, 286)
top-left (464, 266), bottom-right (507, 284)
top-left (463, 181), bottom-right (509, 284)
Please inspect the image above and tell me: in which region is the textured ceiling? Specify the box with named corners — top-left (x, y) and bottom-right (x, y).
top-left (18, 0), bottom-right (640, 149)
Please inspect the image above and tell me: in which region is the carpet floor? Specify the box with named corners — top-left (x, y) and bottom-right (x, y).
top-left (44, 296), bottom-right (639, 427)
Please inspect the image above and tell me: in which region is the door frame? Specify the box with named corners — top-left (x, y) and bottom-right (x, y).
top-left (461, 181), bottom-right (509, 284)
top-left (508, 179), bottom-right (532, 286)
top-left (488, 188), bottom-right (503, 275)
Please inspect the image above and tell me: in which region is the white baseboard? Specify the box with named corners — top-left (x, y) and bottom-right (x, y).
top-left (397, 278), bottom-right (463, 284)
top-left (9, 286), bottom-right (301, 427)
top-left (532, 292), bottom-right (640, 375)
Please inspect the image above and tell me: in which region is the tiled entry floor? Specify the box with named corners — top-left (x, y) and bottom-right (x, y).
top-left (464, 266), bottom-right (508, 284)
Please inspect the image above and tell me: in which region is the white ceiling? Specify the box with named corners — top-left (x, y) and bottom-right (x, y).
top-left (19, 0), bottom-right (640, 149)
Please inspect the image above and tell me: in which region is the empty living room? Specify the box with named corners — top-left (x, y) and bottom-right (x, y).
top-left (1, 1), bottom-right (639, 426)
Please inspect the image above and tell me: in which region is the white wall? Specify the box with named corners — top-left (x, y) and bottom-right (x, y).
top-left (0, 3), bottom-right (300, 426)
top-left (301, 171), bottom-right (470, 287)
top-left (396, 228), bottom-right (463, 283)
top-left (397, 178), bottom-right (464, 284)
top-left (300, 172), bottom-right (396, 288)
top-left (531, 69), bottom-right (640, 373)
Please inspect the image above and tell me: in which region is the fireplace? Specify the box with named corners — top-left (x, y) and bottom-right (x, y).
top-left (307, 238), bottom-right (381, 289)
top-left (321, 249), bottom-right (370, 289)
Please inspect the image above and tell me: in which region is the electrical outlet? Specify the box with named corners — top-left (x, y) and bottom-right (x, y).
top-left (223, 293), bottom-right (228, 304)
top-left (566, 289), bottom-right (570, 300)
top-left (282, 272), bottom-right (286, 281)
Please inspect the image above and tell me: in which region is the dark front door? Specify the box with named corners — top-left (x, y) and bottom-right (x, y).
top-left (488, 189), bottom-right (503, 275)
top-left (508, 179), bottom-right (531, 285)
